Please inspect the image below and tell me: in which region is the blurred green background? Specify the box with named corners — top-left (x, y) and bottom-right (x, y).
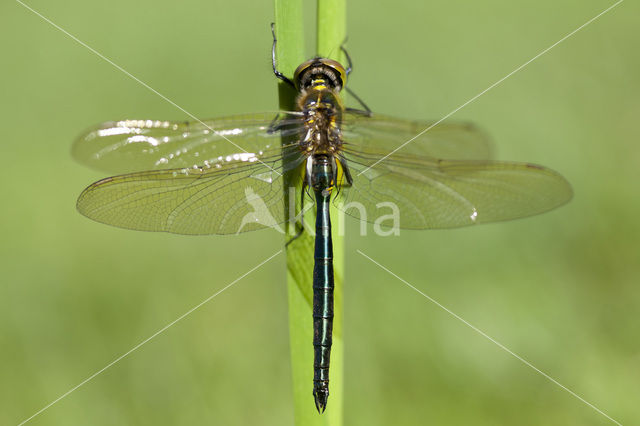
top-left (1, 0), bottom-right (638, 424)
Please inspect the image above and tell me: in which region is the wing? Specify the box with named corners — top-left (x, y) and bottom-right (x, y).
top-left (72, 112), bottom-right (303, 174)
top-left (341, 111), bottom-right (492, 161)
top-left (77, 145), bottom-right (307, 235)
top-left (337, 117), bottom-right (571, 229)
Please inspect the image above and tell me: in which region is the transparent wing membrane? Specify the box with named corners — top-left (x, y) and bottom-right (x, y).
top-left (72, 112), bottom-right (303, 174)
top-left (74, 114), bottom-right (307, 234)
top-left (337, 148), bottom-right (572, 229)
top-left (77, 147), bottom-right (306, 235)
top-left (341, 112), bottom-right (492, 161)
top-left (75, 111), bottom-right (570, 234)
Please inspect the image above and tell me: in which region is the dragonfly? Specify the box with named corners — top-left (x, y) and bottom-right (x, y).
top-left (73, 30), bottom-right (572, 413)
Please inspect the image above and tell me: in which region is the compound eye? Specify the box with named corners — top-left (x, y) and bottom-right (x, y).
top-left (320, 59), bottom-right (347, 89)
top-left (293, 59), bottom-right (316, 89)
top-left (293, 58), bottom-right (347, 91)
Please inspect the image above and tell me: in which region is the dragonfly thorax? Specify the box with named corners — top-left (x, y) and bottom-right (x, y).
top-left (293, 58), bottom-right (347, 156)
top-left (298, 88), bottom-right (344, 155)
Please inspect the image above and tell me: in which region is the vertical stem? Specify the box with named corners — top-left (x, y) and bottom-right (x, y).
top-left (317, 0), bottom-right (347, 63)
top-left (274, 1), bottom-right (329, 426)
top-left (275, 0), bottom-right (345, 424)
top-left (317, 1), bottom-right (347, 425)
top-left (317, 0), bottom-right (346, 425)
top-left (274, 0), bottom-right (304, 110)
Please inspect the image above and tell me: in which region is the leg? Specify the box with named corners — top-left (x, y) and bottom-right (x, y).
top-left (340, 40), bottom-right (353, 76)
top-left (340, 43), bottom-right (373, 114)
top-left (271, 23), bottom-right (296, 88)
top-left (345, 87), bottom-right (372, 115)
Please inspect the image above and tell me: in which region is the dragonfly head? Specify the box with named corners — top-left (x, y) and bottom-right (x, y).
top-left (294, 58), bottom-right (347, 92)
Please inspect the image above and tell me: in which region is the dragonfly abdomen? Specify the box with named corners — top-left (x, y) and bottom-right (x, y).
top-left (309, 154), bottom-right (336, 413)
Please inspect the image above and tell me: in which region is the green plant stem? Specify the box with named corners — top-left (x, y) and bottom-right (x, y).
top-left (274, 0), bottom-right (345, 424)
top-left (317, 0), bottom-right (346, 62)
top-left (317, 1), bottom-right (346, 425)
top-left (273, 1), bottom-right (317, 425)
